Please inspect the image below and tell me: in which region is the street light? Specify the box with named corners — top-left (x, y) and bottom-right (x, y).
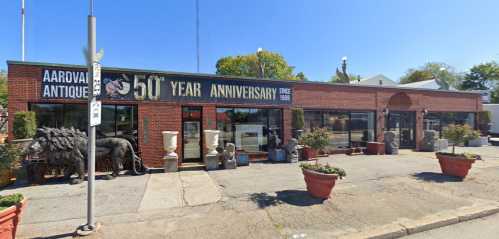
top-left (257, 48), bottom-right (265, 78)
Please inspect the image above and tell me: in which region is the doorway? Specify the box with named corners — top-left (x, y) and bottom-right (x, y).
top-left (385, 111), bottom-right (416, 148)
top-left (182, 107), bottom-right (202, 162)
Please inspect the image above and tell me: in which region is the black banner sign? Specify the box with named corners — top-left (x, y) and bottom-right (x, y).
top-left (41, 69), bottom-right (292, 105)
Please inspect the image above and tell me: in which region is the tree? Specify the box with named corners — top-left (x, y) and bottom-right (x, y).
top-left (399, 62), bottom-right (460, 89)
top-left (215, 50), bottom-right (299, 80)
top-left (460, 61), bottom-right (499, 90)
top-left (295, 72), bottom-right (308, 81)
top-left (0, 70), bottom-right (7, 108)
top-left (330, 74), bottom-right (360, 83)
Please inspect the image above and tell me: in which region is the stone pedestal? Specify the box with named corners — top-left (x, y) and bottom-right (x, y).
top-left (162, 131), bottom-right (178, 173)
top-left (205, 154), bottom-right (219, 171)
top-left (163, 155), bottom-right (178, 172)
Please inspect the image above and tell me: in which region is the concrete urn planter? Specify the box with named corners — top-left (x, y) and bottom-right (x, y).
top-left (162, 131), bottom-right (178, 172)
top-left (204, 130), bottom-right (220, 156)
top-left (302, 169), bottom-right (338, 199)
top-left (204, 130), bottom-right (220, 170)
top-left (436, 153), bottom-right (475, 178)
top-left (0, 198), bottom-right (27, 239)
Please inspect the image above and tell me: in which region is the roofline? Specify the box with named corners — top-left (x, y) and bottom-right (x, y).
top-left (7, 60), bottom-right (480, 96)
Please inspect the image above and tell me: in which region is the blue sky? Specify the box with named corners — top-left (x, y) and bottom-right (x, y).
top-left (1, 0), bottom-right (499, 82)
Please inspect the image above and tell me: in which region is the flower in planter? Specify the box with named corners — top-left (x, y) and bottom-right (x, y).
top-left (442, 124), bottom-right (478, 155)
top-left (299, 128), bottom-right (330, 151)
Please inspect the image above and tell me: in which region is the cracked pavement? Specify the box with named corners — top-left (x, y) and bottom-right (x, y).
top-left (3, 146), bottom-right (499, 238)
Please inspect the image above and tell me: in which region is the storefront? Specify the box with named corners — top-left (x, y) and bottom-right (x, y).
top-left (7, 61), bottom-right (483, 168)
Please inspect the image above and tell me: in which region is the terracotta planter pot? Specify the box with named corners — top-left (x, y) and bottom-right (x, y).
top-left (366, 142), bottom-right (385, 155)
top-left (302, 168), bottom-right (338, 199)
top-left (302, 147), bottom-right (318, 161)
top-left (0, 198), bottom-right (27, 239)
top-left (436, 153), bottom-right (475, 178)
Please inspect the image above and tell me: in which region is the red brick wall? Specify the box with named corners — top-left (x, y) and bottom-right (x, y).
top-left (7, 62), bottom-right (483, 167)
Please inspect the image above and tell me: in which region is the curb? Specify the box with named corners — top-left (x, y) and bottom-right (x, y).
top-left (338, 202), bottom-right (499, 239)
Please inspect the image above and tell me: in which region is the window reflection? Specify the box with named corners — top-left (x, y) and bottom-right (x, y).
top-left (216, 108), bottom-right (282, 152)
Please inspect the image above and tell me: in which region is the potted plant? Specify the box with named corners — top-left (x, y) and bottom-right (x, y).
top-left (299, 128), bottom-right (329, 160)
top-left (0, 193), bottom-right (26, 239)
top-left (0, 144), bottom-right (22, 188)
top-left (300, 162), bottom-right (346, 199)
top-left (437, 124), bottom-right (479, 178)
top-left (292, 108), bottom-right (305, 139)
top-left (465, 130), bottom-right (482, 147)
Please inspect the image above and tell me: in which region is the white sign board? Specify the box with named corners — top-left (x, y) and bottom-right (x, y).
top-left (90, 100), bottom-right (101, 126)
top-left (92, 62), bottom-right (101, 96)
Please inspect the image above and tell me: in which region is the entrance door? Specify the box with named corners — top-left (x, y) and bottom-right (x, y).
top-left (182, 107), bottom-right (202, 162)
top-left (385, 111), bottom-right (416, 148)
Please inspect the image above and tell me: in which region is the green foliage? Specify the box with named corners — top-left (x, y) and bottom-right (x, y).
top-left (0, 193), bottom-right (24, 211)
top-left (13, 111), bottom-right (37, 139)
top-left (0, 143), bottom-right (22, 170)
top-left (400, 62), bottom-right (460, 89)
top-left (292, 108), bottom-right (304, 130)
top-left (215, 50), bottom-right (299, 80)
top-left (460, 61), bottom-right (499, 90)
top-left (442, 124), bottom-right (474, 154)
top-left (0, 70), bottom-right (7, 108)
top-left (299, 128), bottom-right (330, 150)
top-left (330, 74), bottom-right (360, 83)
top-left (478, 111), bottom-right (492, 135)
top-left (300, 163), bottom-right (346, 178)
top-left (295, 72), bottom-right (308, 81)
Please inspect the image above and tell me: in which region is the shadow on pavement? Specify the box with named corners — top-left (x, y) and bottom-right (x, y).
top-left (250, 190), bottom-right (324, 208)
top-left (412, 172), bottom-right (464, 183)
top-left (32, 232), bottom-right (75, 239)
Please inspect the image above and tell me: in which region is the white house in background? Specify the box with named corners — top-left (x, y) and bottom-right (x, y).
top-left (350, 74), bottom-right (397, 86)
top-left (398, 79), bottom-right (458, 91)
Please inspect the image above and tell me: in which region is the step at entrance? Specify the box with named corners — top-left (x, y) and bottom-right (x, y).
top-left (179, 162), bottom-right (206, 171)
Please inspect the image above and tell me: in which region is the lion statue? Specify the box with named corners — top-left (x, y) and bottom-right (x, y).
top-left (27, 127), bottom-right (146, 184)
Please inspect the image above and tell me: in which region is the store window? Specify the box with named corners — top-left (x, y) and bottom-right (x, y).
top-left (30, 103), bottom-right (138, 149)
top-left (423, 112), bottom-right (476, 138)
top-left (304, 110), bottom-right (375, 147)
top-left (216, 108), bottom-right (282, 152)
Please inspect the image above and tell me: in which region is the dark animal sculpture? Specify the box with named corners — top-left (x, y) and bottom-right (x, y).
top-left (27, 127), bottom-right (146, 184)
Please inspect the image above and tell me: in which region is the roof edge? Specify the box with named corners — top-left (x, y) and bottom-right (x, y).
top-left (7, 60), bottom-right (481, 96)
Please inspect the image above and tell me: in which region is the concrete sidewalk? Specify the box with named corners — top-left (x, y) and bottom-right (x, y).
top-left (5, 146), bottom-right (499, 239)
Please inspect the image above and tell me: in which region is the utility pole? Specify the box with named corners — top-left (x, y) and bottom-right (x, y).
top-left (195, 0), bottom-right (200, 72)
top-left (21, 0), bottom-right (25, 61)
top-left (77, 0), bottom-right (102, 235)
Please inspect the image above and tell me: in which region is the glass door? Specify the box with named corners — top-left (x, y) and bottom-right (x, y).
top-left (385, 111), bottom-right (416, 148)
top-left (182, 107), bottom-right (202, 162)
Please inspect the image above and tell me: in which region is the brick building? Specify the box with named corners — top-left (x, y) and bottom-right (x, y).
top-left (7, 61), bottom-right (482, 168)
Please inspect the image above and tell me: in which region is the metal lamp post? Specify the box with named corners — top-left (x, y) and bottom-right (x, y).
top-left (257, 47), bottom-right (265, 78)
top-left (77, 0), bottom-right (102, 235)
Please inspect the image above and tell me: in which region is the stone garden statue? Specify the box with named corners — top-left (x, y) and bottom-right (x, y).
top-left (26, 127), bottom-right (147, 184)
top-left (384, 131), bottom-right (399, 155)
top-left (268, 130), bottom-right (281, 150)
top-left (421, 130), bottom-right (438, 152)
top-left (284, 138), bottom-right (299, 163)
top-left (223, 143), bottom-right (237, 169)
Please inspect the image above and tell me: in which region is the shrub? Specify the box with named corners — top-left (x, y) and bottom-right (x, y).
top-left (299, 128), bottom-right (329, 151)
top-left (442, 124), bottom-right (474, 154)
top-left (0, 143), bottom-right (22, 171)
top-left (292, 108), bottom-right (304, 130)
top-left (0, 193), bottom-right (24, 211)
top-left (13, 111), bottom-right (37, 139)
top-left (300, 163), bottom-right (346, 178)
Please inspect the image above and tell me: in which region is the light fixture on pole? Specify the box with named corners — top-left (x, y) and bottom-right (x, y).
top-left (21, 0), bottom-right (25, 61)
top-left (257, 47), bottom-right (265, 78)
top-left (77, 0), bottom-right (102, 235)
